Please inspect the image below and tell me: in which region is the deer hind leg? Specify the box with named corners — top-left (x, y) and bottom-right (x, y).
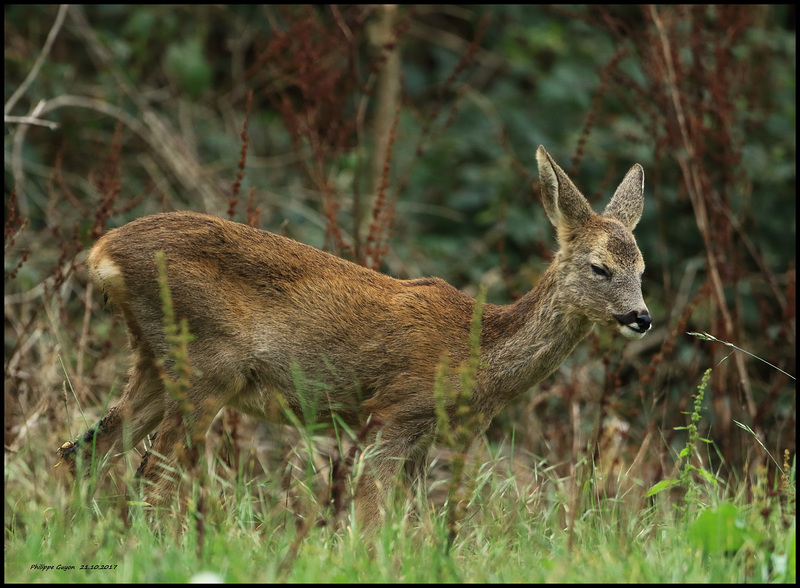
top-left (57, 352), bottom-right (166, 478)
top-left (134, 379), bottom-right (236, 508)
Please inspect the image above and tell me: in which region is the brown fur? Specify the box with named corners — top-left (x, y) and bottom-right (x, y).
top-left (57, 146), bottom-right (651, 531)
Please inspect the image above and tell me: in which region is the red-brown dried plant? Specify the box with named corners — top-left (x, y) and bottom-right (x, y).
top-left (248, 6), bottom-right (368, 256)
top-left (571, 5), bottom-right (795, 476)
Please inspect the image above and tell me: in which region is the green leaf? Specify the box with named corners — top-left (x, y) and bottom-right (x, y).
top-left (693, 467), bottom-right (719, 485)
top-left (646, 478), bottom-right (680, 497)
top-left (688, 503), bottom-right (747, 553)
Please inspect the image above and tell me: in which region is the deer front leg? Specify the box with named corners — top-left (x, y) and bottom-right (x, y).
top-left (353, 422), bottom-right (435, 533)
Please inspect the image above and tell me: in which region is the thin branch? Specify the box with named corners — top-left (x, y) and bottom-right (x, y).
top-left (3, 115), bottom-right (59, 130)
top-left (11, 95), bottom-right (153, 215)
top-left (4, 4), bottom-right (69, 116)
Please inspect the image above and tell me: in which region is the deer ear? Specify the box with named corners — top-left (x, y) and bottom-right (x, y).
top-left (536, 146), bottom-right (593, 235)
top-left (604, 164), bottom-right (644, 231)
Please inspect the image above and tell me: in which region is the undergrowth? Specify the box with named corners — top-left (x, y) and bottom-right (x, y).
top-left (5, 308), bottom-right (795, 582)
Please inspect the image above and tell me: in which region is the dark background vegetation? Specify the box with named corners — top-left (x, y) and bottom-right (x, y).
top-left (4, 5), bottom-right (795, 516)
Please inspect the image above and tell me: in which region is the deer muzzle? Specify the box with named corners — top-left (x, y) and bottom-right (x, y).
top-left (614, 310), bottom-right (652, 339)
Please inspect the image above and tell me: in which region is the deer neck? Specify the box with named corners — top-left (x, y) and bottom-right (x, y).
top-left (479, 262), bottom-right (593, 403)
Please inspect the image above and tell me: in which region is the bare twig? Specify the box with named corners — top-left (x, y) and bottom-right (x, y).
top-left (4, 4), bottom-right (69, 116)
top-left (3, 115), bottom-right (59, 129)
top-left (11, 96), bottom-right (151, 215)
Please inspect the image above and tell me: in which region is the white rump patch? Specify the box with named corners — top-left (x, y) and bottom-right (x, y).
top-left (89, 252), bottom-right (128, 300)
top-left (92, 256), bottom-right (123, 283)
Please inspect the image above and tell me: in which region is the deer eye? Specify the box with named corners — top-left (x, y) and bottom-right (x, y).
top-left (591, 264), bottom-right (610, 278)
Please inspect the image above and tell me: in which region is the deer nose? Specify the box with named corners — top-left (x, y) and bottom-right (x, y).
top-left (635, 312), bottom-right (652, 332)
top-left (614, 310), bottom-right (652, 333)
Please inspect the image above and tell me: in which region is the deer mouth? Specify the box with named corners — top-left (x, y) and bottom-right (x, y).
top-left (614, 311), bottom-right (652, 340)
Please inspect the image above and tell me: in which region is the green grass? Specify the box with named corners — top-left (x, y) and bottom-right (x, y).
top-left (5, 303), bottom-right (795, 582)
top-left (5, 416), bottom-right (795, 583)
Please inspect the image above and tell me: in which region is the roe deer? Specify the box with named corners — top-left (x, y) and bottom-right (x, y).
top-left (57, 146), bottom-right (651, 532)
